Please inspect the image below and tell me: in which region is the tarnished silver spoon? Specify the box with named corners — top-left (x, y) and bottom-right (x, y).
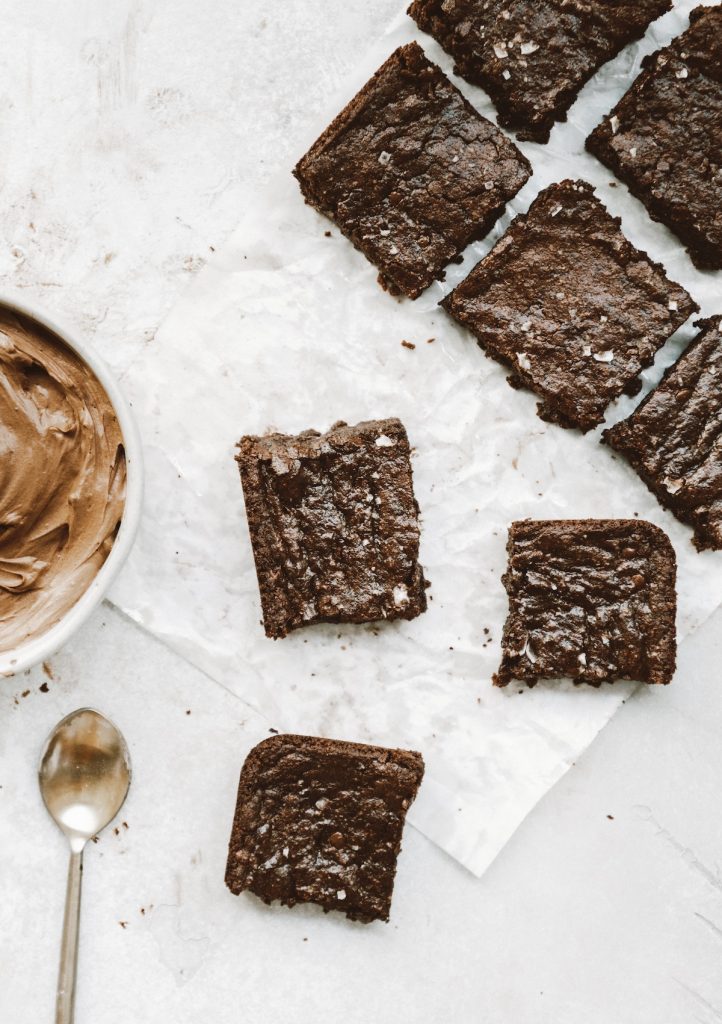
top-left (39, 709), bottom-right (131, 1024)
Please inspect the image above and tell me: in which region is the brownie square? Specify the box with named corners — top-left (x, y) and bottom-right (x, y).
top-left (293, 41), bottom-right (531, 299)
top-left (408, 0), bottom-right (671, 143)
top-left (236, 418), bottom-right (427, 639)
top-left (441, 180), bottom-right (697, 432)
top-left (605, 318), bottom-right (722, 551)
top-left (587, 6), bottom-right (722, 271)
top-left (494, 519), bottom-right (677, 688)
top-left (225, 734), bottom-right (425, 923)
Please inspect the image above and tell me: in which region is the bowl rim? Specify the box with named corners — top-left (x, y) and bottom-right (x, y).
top-left (0, 291), bottom-right (143, 677)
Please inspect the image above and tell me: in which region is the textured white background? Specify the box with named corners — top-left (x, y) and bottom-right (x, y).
top-left (0, 1), bottom-right (721, 1021)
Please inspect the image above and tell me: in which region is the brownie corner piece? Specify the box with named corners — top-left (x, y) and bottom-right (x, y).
top-left (236, 418), bottom-right (427, 638)
top-left (293, 41), bottom-right (531, 299)
top-left (586, 4), bottom-right (722, 270)
top-left (604, 316), bottom-right (722, 551)
top-left (441, 179), bottom-right (697, 432)
top-left (225, 733), bottom-right (425, 923)
top-left (494, 518), bottom-right (677, 688)
top-left (408, 0), bottom-right (672, 143)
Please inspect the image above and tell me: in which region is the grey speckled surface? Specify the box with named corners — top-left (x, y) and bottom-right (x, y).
top-left (0, 2), bottom-right (721, 1021)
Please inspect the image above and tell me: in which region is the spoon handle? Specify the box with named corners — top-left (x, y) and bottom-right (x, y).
top-left (56, 848), bottom-right (83, 1024)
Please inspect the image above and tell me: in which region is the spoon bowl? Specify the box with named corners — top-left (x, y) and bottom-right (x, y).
top-left (40, 708), bottom-right (131, 852)
top-left (39, 709), bottom-right (131, 1024)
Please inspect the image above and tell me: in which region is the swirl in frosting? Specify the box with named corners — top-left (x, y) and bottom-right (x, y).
top-left (0, 309), bottom-right (126, 653)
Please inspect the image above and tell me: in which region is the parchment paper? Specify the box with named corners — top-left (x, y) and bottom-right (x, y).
top-left (111, 0), bottom-right (722, 876)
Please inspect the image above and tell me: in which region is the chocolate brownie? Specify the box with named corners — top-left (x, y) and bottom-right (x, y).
top-left (494, 519), bottom-right (677, 688)
top-left (408, 0), bottom-right (671, 143)
top-left (441, 180), bottom-right (697, 432)
top-left (587, 5), bottom-right (722, 271)
top-left (293, 41), bottom-right (531, 299)
top-left (225, 734), bottom-right (425, 923)
top-left (605, 317), bottom-right (722, 551)
top-left (236, 418), bottom-right (427, 639)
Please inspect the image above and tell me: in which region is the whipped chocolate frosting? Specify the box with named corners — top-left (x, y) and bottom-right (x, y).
top-left (0, 308), bottom-right (126, 653)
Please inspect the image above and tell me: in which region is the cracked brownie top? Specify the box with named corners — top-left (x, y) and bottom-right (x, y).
top-left (294, 41), bottom-right (531, 298)
top-left (236, 418), bottom-right (427, 638)
top-left (442, 180), bottom-right (696, 432)
top-left (225, 733), bottom-right (424, 923)
top-left (494, 518), bottom-right (677, 688)
top-left (409, 0), bottom-right (671, 142)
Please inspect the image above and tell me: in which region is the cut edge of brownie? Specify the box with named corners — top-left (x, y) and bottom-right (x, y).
top-left (440, 179), bottom-right (697, 432)
top-left (225, 733), bottom-right (425, 923)
top-left (586, 5), bottom-right (722, 271)
top-left (493, 518), bottom-right (677, 688)
top-left (236, 418), bottom-right (428, 639)
top-left (293, 41), bottom-right (532, 298)
top-left (408, 0), bottom-right (673, 143)
top-left (604, 317), bottom-right (722, 551)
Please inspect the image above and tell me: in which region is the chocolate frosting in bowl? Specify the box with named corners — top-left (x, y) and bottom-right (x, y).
top-left (0, 308), bottom-right (126, 652)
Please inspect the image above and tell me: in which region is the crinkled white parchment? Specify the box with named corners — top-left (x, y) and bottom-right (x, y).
top-left (111, 1), bottom-right (722, 876)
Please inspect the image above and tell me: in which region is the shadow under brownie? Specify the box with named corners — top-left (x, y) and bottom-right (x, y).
top-left (441, 179), bottom-right (696, 432)
top-left (225, 734), bottom-right (424, 923)
top-left (236, 418), bottom-right (427, 639)
top-left (293, 41), bottom-right (531, 299)
top-left (587, 5), bottom-right (722, 271)
top-left (494, 519), bottom-right (677, 688)
top-left (408, 0), bottom-right (671, 143)
top-left (605, 317), bottom-right (722, 552)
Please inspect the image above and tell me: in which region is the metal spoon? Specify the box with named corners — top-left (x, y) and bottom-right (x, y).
top-left (39, 709), bottom-right (131, 1024)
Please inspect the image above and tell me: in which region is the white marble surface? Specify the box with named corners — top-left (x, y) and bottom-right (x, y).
top-left (0, 1), bottom-right (721, 1021)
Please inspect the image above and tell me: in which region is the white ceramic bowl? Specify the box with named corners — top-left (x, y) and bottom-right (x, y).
top-left (0, 294), bottom-right (143, 676)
